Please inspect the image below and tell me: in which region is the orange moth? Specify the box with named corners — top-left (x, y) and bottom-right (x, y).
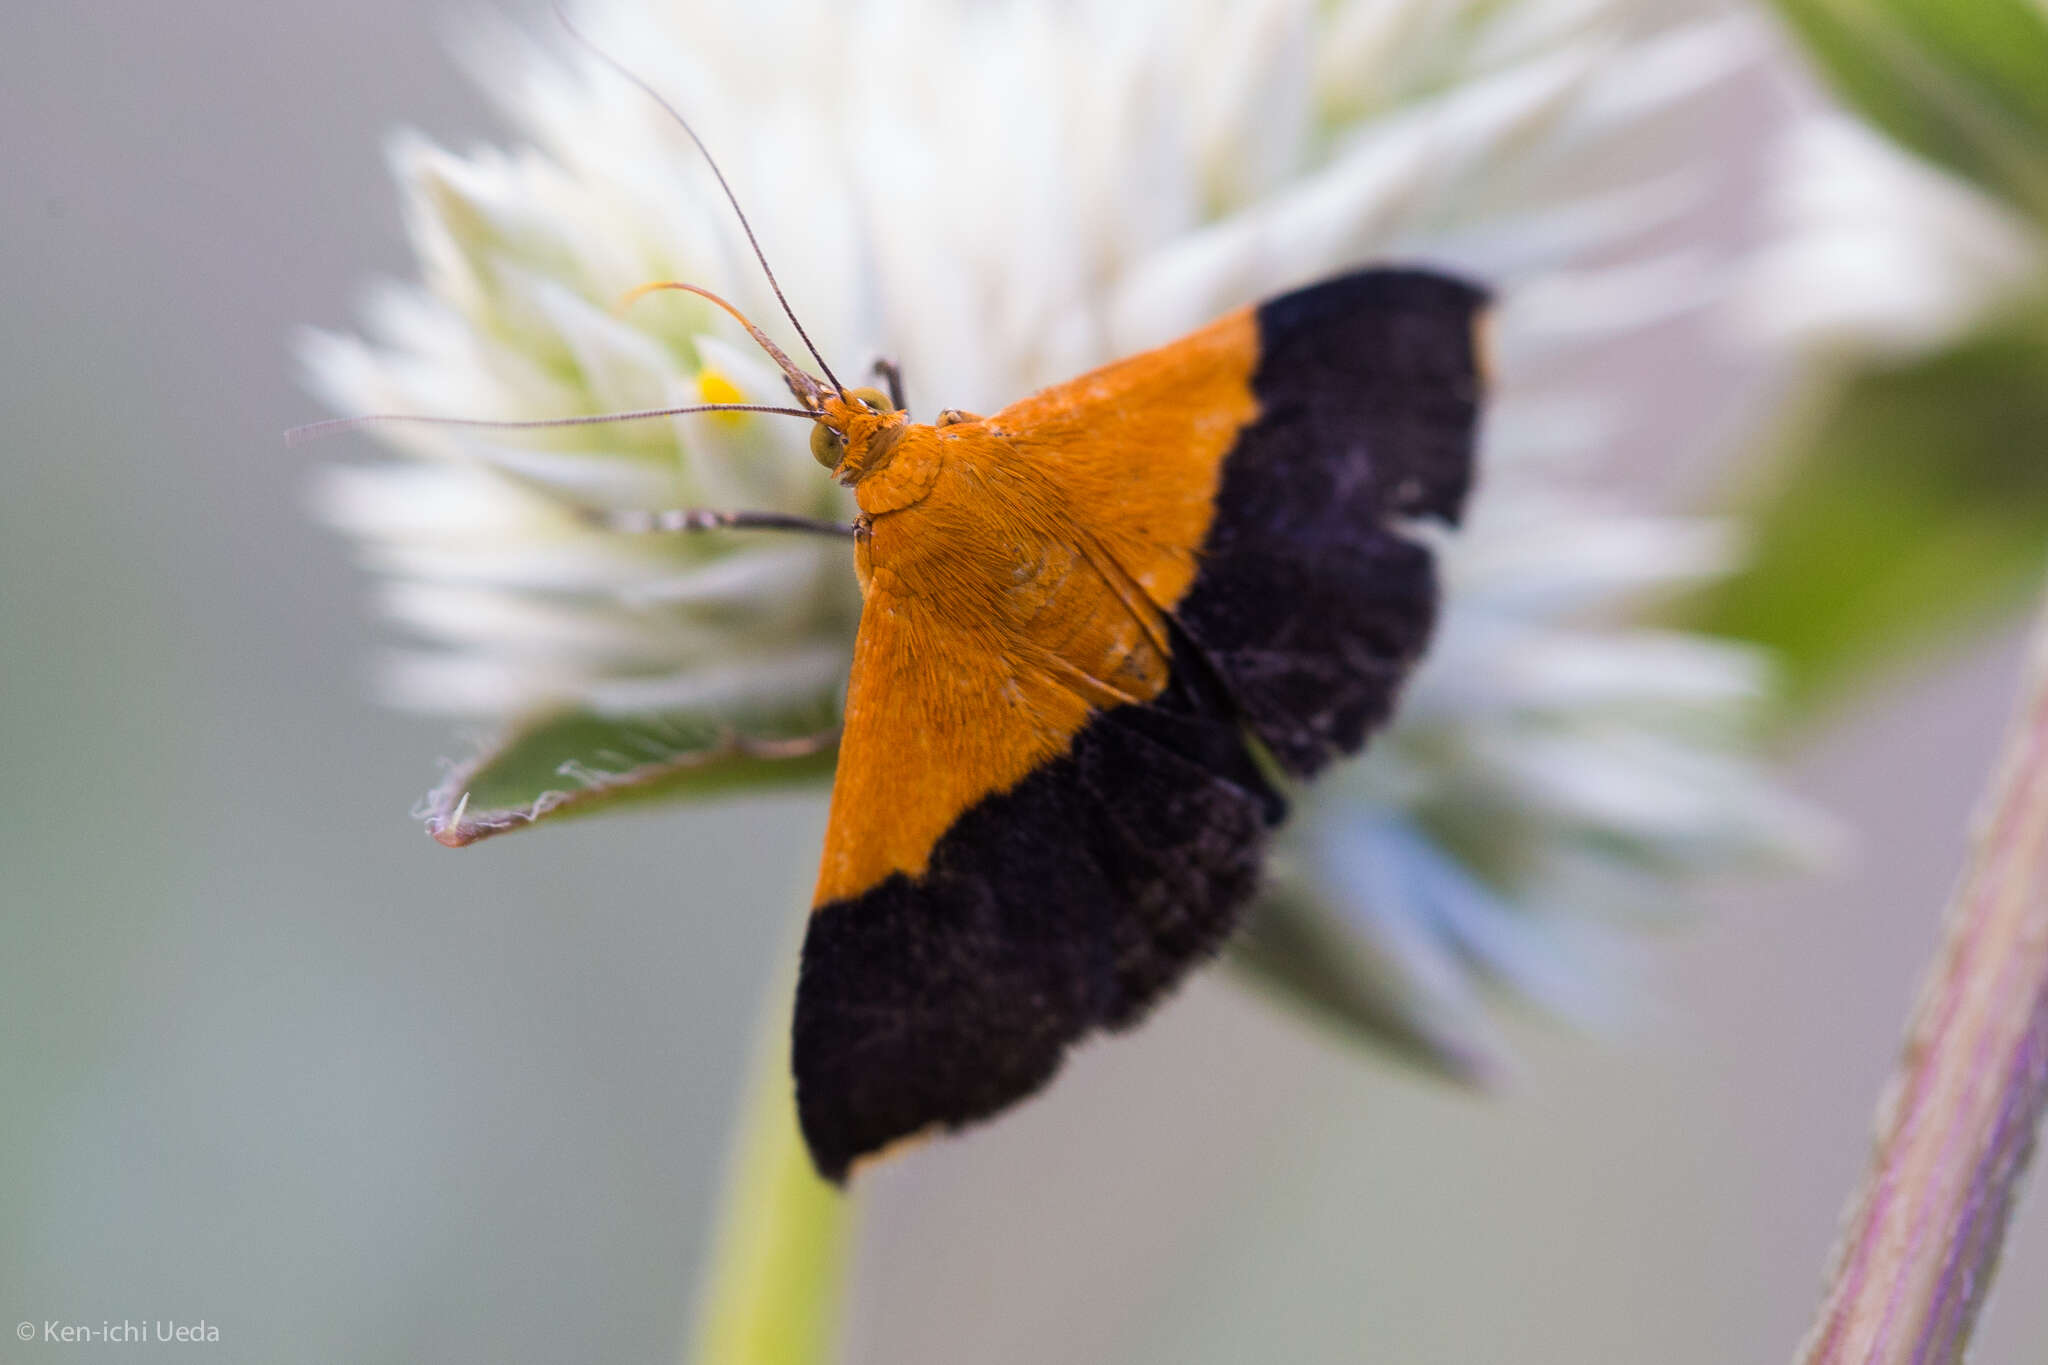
top-left (297, 10), bottom-right (1489, 1183)
top-left (788, 274), bottom-right (1487, 1181)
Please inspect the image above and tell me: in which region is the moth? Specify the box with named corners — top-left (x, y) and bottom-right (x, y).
top-left (297, 11), bottom-right (1489, 1184)
top-left (786, 268), bottom-right (1487, 1180)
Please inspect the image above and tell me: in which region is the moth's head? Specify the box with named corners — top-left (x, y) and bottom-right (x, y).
top-left (810, 386), bottom-right (907, 484)
top-left (609, 283), bottom-right (908, 484)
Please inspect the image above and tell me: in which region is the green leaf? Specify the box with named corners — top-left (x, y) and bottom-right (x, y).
top-left (422, 702), bottom-right (840, 847)
top-left (1690, 299), bottom-right (2048, 711)
top-left (1766, 0), bottom-right (2048, 222)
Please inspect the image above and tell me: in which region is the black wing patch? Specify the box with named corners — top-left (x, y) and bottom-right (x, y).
top-left (1177, 267), bottom-right (1488, 775)
top-left (794, 661), bottom-right (1281, 1183)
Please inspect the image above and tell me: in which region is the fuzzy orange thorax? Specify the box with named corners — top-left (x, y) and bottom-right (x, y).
top-left (818, 394), bottom-right (910, 484)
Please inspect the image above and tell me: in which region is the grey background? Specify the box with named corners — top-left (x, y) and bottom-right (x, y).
top-left (4, 3), bottom-right (2045, 1363)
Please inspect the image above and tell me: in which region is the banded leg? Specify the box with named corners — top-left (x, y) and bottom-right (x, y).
top-left (871, 358), bottom-right (907, 414)
top-left (581, 507), bottom-right (854, 537)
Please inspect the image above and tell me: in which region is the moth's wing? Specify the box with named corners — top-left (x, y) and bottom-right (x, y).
top-left (1021, 267), bottom-right (1491, 776)
top-left (796, 547), bottom-right (1282, 1182)
top-left (795, 267), bottom-right (1487, 1180)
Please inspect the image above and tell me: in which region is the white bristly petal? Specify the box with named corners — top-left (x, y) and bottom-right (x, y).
top-left (1734, 113), bottom-right (2046, 361)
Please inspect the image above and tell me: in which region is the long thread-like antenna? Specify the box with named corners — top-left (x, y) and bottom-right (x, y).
top-left (284, 401), bottom-right (817, 448)
top-left (550, 0), bottom-right (848, 398)
top-left (618, 279), bottom-right (828, 407)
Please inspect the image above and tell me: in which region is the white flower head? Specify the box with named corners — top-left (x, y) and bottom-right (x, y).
top-left (306, 0), bottom-right (1834, 1071)
top-left (1735, 111), bottom-right (2047, 363)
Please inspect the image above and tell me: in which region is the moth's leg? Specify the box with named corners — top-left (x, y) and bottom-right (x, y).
top-left (935, 409), bottom-right (984, 427)
top-left (582, 507), bottom-right (854, 538)
top-left (871, 358), bottom-right (907, 414)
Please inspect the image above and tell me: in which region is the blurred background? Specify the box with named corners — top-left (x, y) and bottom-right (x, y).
top-left (4, 2), bottom-right (2047, 1363)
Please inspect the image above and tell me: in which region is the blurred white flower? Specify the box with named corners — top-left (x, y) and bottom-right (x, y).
top-left (1255, 485), bottom-right (1839, 1071)
top-left (1736, 112), bottom-right (2047, 362)
top-left (306, 0), bottom-right (1840, 1072)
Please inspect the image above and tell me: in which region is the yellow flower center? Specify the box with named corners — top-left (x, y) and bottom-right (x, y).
top-left (697, 367), bottom-right (749, 424)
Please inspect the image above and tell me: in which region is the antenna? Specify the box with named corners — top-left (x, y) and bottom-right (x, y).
top-left (284, 401), bottom-right (818, 448)
top-left (550, 0), bottom-right (848, 398)
top-left (618, 280), bottom-right (828, 408)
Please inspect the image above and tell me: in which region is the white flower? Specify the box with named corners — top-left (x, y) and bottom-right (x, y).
top-left (1734, 111), bottom-right (2047, 363)
top-left (1254, 487), bottom-right (1839, 1070)
top-left (306, 0), bottom-right (1840, 1071)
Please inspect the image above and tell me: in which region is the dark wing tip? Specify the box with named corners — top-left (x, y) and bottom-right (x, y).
top-left (792, 676), bottom-right (1279, 1181)
top-left (793, 872), bottom-right (1080, 1183)
top-left (1171, 264), bottom-right (1491, 778)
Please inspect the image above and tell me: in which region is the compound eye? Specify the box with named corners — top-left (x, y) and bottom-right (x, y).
top-left (848, 385), bottom-right (893, 414)
top-left (810, 424), bottom-right (846, 469)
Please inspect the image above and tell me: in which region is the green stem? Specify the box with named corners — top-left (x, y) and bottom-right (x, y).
top-left (1796, 584), bottom-right (2048, 1362)
top-left (686, 959), bottom-right (851, 1365)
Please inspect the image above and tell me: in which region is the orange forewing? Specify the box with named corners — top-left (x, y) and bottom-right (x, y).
top-left (811, 307), bottom-right (1261, 906)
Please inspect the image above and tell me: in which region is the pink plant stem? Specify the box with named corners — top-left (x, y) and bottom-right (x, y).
top-left (1800, 607), bottom-right (2048, 1365)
